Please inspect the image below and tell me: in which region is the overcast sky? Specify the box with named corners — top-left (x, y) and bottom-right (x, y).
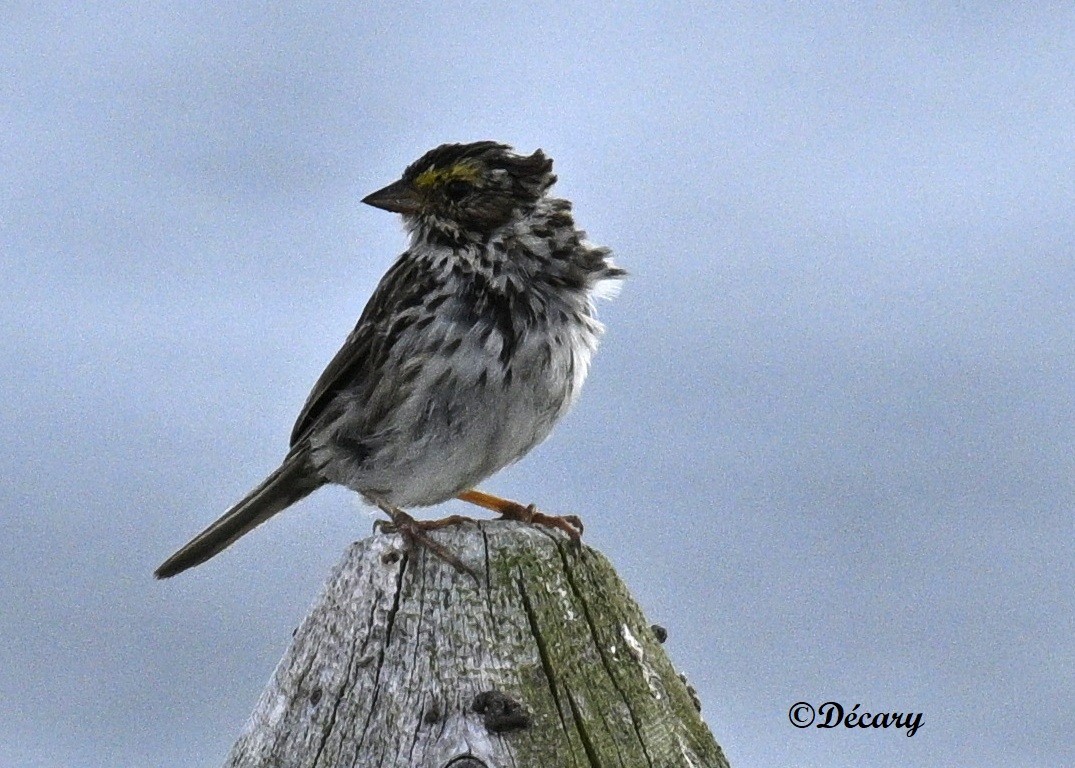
top-left (2, 3), bottom-right (1073, 767)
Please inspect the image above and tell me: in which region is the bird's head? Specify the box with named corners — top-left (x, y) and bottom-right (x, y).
top-left (362, 142), bottom-right (556, 241)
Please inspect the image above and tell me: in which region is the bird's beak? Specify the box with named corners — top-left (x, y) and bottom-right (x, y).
top-left (362, 178), bottom-right (421, 215)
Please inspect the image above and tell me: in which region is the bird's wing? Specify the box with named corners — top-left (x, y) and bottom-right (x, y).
top-left (289, 250), bottom-right (430, 446)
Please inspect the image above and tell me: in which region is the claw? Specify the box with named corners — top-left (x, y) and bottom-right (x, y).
top-left (370, 499), bottom-right (480, 583)
top-left (510, 504), bottom-right (583, 542)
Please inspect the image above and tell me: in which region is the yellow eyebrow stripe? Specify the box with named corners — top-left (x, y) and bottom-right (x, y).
top-left (414, 162), bottom-right (481, 190)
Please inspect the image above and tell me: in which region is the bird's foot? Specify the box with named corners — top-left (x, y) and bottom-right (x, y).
top-left (373, 506), bottom-right (479, 582)
top-left (456, 489), bottom-right (583, 542)
top-left (373, 512), bottom-right (478, 534)
top-left (498, 502), bottom-right (583, 542)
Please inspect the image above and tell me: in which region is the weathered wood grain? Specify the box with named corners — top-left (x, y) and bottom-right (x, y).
top-left (224, 521), bottom-right (728, 768)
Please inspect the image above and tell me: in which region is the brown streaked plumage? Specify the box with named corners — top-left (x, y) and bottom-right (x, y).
top-left (155, 142), bottom-right (623, 579)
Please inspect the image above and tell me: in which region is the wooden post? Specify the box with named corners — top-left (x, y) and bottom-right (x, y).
top-left (224, 521), bottom-right (729, 767)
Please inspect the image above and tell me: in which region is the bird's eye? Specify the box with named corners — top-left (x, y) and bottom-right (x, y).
top-left (444, 179), bottom-right (472, 201)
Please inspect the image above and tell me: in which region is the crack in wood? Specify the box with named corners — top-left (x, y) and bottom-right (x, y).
top-left (221, 523), bottom-right (727, 768)
top-left (405, 568), bottom-right (432, 765)
top-left (553, 538), bottom-right (656, 768)
top-left (309, 631), bottom-right (359, 768)
top-left (353, 549), bottom-right (409, 760)
top-left (566, 687), bottom-right (603, 768)
top-left (517, 574), bottom-right (577, 762)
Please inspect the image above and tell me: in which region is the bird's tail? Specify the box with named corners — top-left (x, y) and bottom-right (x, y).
top-left (154, 445), bottom-right (325, 579)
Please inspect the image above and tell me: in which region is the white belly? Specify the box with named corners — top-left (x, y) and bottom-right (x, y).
top-left (330, 312), bottom-right (600, 508)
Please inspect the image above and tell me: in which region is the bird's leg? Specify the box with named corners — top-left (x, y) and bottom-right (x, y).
top-left (370, 497), bottom-right (478, 581)
top-left (457, 489), bottom-right (583, 541)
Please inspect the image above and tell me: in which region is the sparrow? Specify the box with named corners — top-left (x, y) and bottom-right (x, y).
top-left (156, 141), bottom-right (623, 578)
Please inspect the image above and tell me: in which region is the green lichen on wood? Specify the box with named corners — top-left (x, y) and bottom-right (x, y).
top-left (478, 527), bottom-right (729, 767)
top-left (225, 520), bottom-right (728, 768)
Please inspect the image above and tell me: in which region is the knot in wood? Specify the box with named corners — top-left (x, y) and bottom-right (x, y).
top-left (444, 757), bottom-right (489, 768)
top-left (471, 690), bottom-right (531, 733)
